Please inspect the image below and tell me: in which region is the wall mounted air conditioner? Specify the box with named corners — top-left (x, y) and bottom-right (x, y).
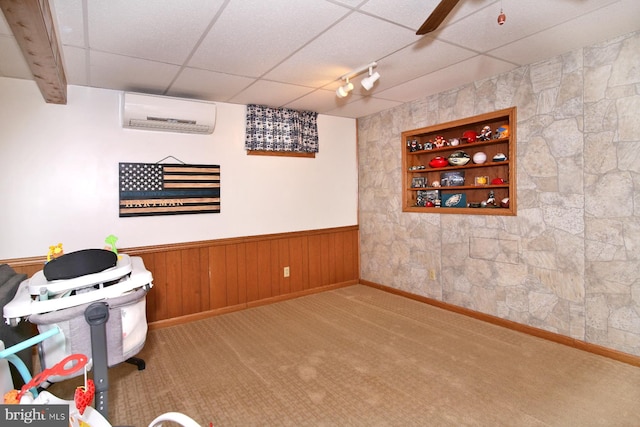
top-left (121, 92), bottom-right (216, 134)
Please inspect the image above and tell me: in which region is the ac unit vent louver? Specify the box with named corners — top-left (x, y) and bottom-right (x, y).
top-left (121, 92), bottom-right (216, 135)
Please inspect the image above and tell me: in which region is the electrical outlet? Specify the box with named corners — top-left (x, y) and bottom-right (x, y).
top-left (284, 266), bottom-right (290, 277)
top-left (429, 269), bottom-right (436, 280)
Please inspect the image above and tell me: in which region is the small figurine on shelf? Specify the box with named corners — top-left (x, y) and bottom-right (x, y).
top-left (486, 190), bottom-right (496, 206)
top-left (409, 139), bottom-right (418, 152)
top-left (481, 191), bottom-right (496, 208)
top-left (434, 136), bottom-right (446, 148)
top-left (479, 125), bottom-right (492, 141)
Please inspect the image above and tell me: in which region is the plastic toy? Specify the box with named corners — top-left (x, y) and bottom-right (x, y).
top-left (104, 235), bottom-right (119, 256)
top-left (47, 243), bottom-right (64, 262)
top-left (75, 378), bottom-right (95, 415)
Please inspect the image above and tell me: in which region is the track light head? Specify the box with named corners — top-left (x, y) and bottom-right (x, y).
top-left (336, 80), bottom-right (353, 98)
top-left (361, 68), bottom-right (380, 91)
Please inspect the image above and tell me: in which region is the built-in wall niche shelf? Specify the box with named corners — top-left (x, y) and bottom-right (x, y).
top-left (402, 107), bottom-right (516, 215)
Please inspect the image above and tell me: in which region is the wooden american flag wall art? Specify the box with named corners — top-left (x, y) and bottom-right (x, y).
top-left (119, 162), bottom-right (220, 217)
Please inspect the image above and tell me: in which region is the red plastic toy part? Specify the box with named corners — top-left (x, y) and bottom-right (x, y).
top-left (19, 353), bottom-right (88, 398)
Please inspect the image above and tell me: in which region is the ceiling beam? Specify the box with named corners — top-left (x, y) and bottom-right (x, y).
top-left (0, 0), bottom-right (67, 104)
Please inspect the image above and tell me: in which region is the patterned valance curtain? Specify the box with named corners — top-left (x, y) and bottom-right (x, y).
top-left (245, 105), bottom-right (319, 153)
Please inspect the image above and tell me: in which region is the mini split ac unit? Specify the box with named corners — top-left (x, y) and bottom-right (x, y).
top-left (121, 92), bottom-right (216, 134)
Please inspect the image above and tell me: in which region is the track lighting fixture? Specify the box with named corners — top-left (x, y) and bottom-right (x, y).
top-left (361, 66), bottom-right (380, 91)
top-left (336, 79), bottom-right (354, 98)
top-left (335, 62), bottom-right (379, 98)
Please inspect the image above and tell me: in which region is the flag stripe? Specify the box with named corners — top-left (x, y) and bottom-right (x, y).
top-left (163, 174), bottom-right (220, 181)
top-left (121, 189), bottom-right (219, 199)
top-left (163, 166), bottom-right (220, 174)
top-left (165, 182), bottom-right (220, 188)
top-left (119, 206), bottom-right (220, 216)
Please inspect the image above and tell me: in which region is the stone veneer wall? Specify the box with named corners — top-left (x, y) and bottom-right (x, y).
top-left (358, 31), bottom-right (640, 356)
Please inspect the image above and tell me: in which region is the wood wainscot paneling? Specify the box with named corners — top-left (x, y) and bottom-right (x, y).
top-left (6, 261), bottom-right (44, 279)
top-left (1, 226), bottom-right (359, 328)
top-left (130, 226), bottom-right (360, 326)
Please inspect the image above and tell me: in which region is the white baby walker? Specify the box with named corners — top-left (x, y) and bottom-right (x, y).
top-left (0, 329), bottom-right (200, 427)
top-left (2, 251), bottom-right (200, 426)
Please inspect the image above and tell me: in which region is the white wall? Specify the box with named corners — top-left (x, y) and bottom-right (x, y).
top-left (0, 78), bottom-right (358, 259)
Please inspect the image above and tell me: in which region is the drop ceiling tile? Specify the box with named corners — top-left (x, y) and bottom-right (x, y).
top-left (361, 0), bottom-right (502, 33)
top-left (360, 0), bottom-right (445, 31)
top-left (88, 51), bottom-right (181, 93)
top-left (87, 0), bottom-right (225, 64)
top-left (265, 12), bottom-right (418, 87)
top-left (229, 80), bottom-right (316, 108)
top-left (348, 38), bottom-right (476, 97)
top-left (436, 0), bottom-right (620, 54)
top-left (189, 0), bottom-right (349, 77)
top-left (60, 46), bottom-right (88, 86)
top-left (51, 0), bottom-right (85, 47)
top-left (330, 0), bottom-right (364, 8)
top-left (284, 88), bottom-right (362, 114)
top-left (377, 55), bottom-right (517, 103)
top-left (490, 0), bottom-right (640, 65)
top-left (168, 68), bottom-right (255, 102)
top-left (325, 96), bottom-right (403, 119)
top-left (0, 36), bottom-right (32, 79)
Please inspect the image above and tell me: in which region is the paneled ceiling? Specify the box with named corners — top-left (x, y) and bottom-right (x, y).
top-left (1, 0), bottom-right (639, 118)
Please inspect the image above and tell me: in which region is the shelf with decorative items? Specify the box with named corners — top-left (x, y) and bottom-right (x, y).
top-left (402, 107), bottom-right (516, 215)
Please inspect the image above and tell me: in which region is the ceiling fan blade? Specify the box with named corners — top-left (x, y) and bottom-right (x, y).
top-left (416, 0), bottom-right (460, 35)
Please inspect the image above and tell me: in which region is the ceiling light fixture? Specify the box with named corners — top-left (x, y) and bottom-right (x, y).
top-left (336, 62), bottom-right (379, 98)
top-left (336, 78), bottom-right (354, 98)
top-left (497, 0), bottom-right (506, 25)
top-left (497, 9), bottom-right (506, 25)
top-left (361, 66), bottom-right (380, 91)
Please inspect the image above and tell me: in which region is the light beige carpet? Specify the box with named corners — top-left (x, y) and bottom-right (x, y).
top-left (49, 285), bottom-right (640, 426)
